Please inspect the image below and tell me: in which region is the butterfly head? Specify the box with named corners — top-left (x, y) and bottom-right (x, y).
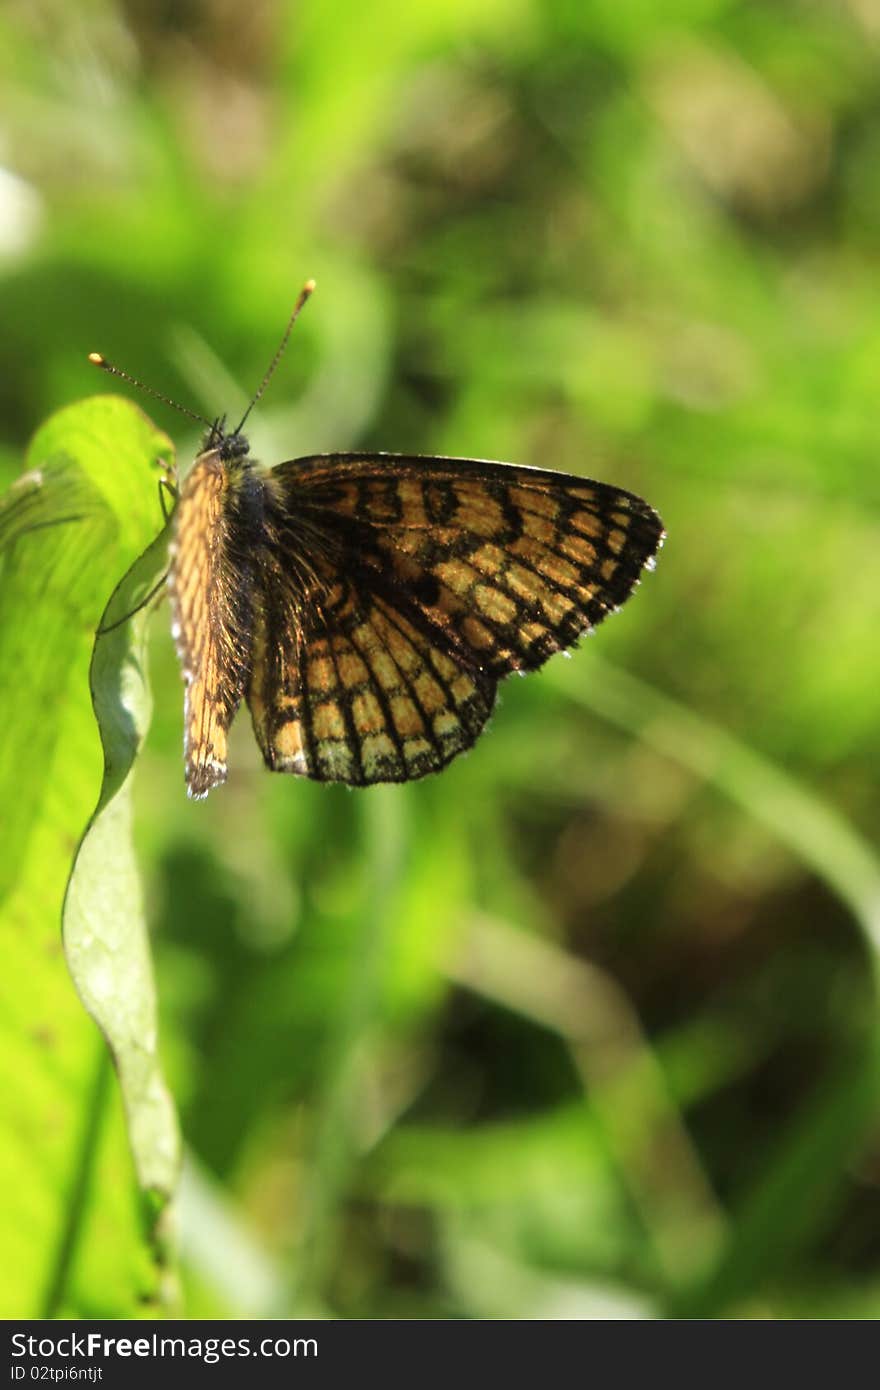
top-left (203, 417), bottom-right (251, 463)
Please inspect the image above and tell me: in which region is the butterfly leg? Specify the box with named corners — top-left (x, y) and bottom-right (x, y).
top-left (158, 472), bottom-right (179, 524)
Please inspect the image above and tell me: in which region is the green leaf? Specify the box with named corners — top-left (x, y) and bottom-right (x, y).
top-left (0, 397), bottom-right (180, 1315)
top-left (64, 520), bottom-right (181, 1198)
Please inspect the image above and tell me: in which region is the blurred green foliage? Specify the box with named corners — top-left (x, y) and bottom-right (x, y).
top-left (2, 0), bottom-right (880, 1319)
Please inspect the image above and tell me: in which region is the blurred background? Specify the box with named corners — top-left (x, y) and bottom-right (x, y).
top-left (3, 0), bottom-right (880, 1319)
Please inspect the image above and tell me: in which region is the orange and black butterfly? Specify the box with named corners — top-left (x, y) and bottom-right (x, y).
top-left (92, 283), bottom-right (664, 799)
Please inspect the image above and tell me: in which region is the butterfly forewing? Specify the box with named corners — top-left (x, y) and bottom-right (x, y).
top-left (170, 449), bottom-right (663, 796)
top-left (272, 454), bottom-right (663, 675)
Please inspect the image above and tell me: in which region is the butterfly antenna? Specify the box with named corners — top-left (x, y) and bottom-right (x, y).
top-left (235, 278), bottom-right (316, 435)
top-left (87, 354), bottom-right (212, 429)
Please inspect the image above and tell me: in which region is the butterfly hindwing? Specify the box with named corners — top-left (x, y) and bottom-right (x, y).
top-left (246, 554), bottom-right (497, 786)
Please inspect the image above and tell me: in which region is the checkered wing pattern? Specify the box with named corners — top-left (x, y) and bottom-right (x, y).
top-left (244, 453), bottom-right (663, 785)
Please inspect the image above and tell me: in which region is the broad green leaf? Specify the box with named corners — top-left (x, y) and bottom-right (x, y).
top-left (64, 520), bottom-right (181, 1199)
top-left (0, 397), bottom-right (179, 1315)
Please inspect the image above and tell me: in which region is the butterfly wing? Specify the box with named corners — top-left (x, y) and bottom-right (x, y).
top-left (244, 453), bottom-right (663, 786)
top-left (169, 451), bottom-right (256, 798)
top-left (246, 555), bottom-right (496, 785)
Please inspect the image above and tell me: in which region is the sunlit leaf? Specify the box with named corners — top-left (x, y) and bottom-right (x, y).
top-left (0, 397), bottom-right (178, 1315)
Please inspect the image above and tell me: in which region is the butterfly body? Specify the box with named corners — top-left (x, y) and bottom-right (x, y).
top-left (168, 424), bottom-right (664, 799)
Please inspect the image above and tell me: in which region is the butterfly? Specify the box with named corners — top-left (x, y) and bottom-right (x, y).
top-left (91, 283), bottom-right (664, 799)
